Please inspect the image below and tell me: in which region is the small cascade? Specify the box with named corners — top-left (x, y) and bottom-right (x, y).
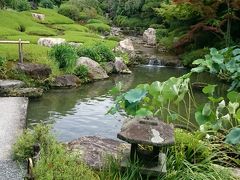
top-left (148, 58), bottom-right (165, 67)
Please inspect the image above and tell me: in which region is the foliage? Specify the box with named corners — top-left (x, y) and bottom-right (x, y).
top-left (192, 47), bottom-right (240, 90)
top-left (77, 43), bottom-right (115, 63)
top-left (74, 64), bottom-right (89, 82)
top-left (58, 4), bottom-right (80, 21)
top-left (49, 44), bottom-right (77, 73)
top-left (109, 73), bottom-right (194, 127)
top-left (86, 22), bottom-right (110, 33)
top-left (180, 48), bottom-right (209, 66)
top-left (39, 0), bottom-right (54, 9)
top-left (16, 0), bottom-right (31, 11)
top-left (13, 124), bottom-right (98, 179)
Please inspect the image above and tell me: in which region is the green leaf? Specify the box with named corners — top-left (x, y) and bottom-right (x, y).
top-left (136, 108), bottom-right (153, 117)
top-left (195, 111), bottom-right (208, 126)
top-left (227, 102), bottom-right (239, 115)
top-left (212, 54), bottom-right (224, 64)
top-left (192, 59), bottom-right (205, 65)
top-left (225, 128), bottom-right (240, 145)
top-left (202, 84), bottom-right (217, 96)
top-left (110, 82), bottom-right (122, 96)
top-left (232, 48), bottom-right (240, 56)
top-left (202, 103), bottom-right (211, 116)
top-left (208, 97), bottom-right (224, 103)
top-left (191, 66), bottom-right (205, 73)
top-left (210, 48), bottom-right (218, 56)
top-left (227, 91), bottom-right (240, 102)
top-left (124, 88), bottom-right (147, 103)
top-left (149, 81), bottom-right (162, 96)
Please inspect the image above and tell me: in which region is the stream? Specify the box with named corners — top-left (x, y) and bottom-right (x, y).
top-left (27, 66), bottom-right (228, 142)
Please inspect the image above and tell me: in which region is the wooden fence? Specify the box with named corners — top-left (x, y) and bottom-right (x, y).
top-left (0, 39), bottom-right (30, 63)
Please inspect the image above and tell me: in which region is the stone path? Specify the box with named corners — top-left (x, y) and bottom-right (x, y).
top-left (0, 97), bottom-right (28, 180)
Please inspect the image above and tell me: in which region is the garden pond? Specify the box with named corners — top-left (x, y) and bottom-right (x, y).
top-left (27, 65), bottom-right (229, 142)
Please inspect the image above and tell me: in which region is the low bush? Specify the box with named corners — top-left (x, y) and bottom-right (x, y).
top-left (16, 0), bottom-right (31, 12)
top-left (58, 4), bottom-right (80, 21)
top-left (86, 23), bottom-right (110, 33)
top-left (49, 44), bottom-right (77, 73)
top-left (39, 0), bottom-right (54, 9)
top-left (74, 64), bottom-right (89, 82)
top-left (77, 43), bottom-right (115, 63)
top-left (13, 124), bottom-right (98, 179)
top-left (180, 48), bottom-right (209, 66)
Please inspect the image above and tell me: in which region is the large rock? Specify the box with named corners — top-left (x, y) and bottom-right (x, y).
top-left (16, 63), bottom-right (52, 79)
top-left (103, 62), bottom-right (115, 74)
top-left (114, 57), bottom-right (132, 74)
top-left (110, 27), bottom-right (122, 36)
top-left (76, 57), bottom-right (109, 80)
top-left (116, 38), bottom-right (134, 53)
top-left (67, 136), bottom-right (130, 170)
top-left (143, 28), bottom-right (156, 45)
top-left (52, 75), bottom-right (81, 88)
top-left (32, 13), bottom-right (45, 21)
top-left (0, 80), bottom-right (25, 93)
top-left (4, 88), bottom-right (43, 98)
top-left (38, 38), bottom-right (66, 47)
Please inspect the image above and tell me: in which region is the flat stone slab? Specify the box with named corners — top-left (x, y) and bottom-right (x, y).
top-left (67, 136), bottom-right (130, 170)
top-left (0, 97), bottom-right (28, 179)
top-left (0, 80), bottom-right (25, 91)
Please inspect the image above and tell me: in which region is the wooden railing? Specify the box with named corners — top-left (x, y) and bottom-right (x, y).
top-left (0, 39), bottom-right (30, 63)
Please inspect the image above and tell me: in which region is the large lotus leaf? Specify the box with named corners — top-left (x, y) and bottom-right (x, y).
top-left (227, 91), bottom-right (240, 102)
top-left (202, 103), bottom-right (212, 116)
top-left (210, 48), bottom-right (218, 56)
top-left (124, 88), bottom-right (147, 103)
top-left (202, 84), bottom-right (217, 96)
top-left (195, 111), bottom-right (208, 126)
top-left (191, 66), bottom-right (206, 73)
top-left (232, 48), bottom-right (240, 56)
top-left (212, 54), bottom-right (224, 64)
top-left (225, 128), bottom-right (240, 145)
top-left (149, 81), bottom-right (162, 97)
top-left (136, 108), bottom-right (153, 117)
top-left (192, 58), bottom-right (205, 65)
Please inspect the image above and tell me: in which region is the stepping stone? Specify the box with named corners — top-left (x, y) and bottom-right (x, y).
top-left (0, 80), bottom-right (25, 91)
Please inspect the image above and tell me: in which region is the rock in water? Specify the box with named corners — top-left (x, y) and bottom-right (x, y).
top-left (16, 63), bottom-right (52, 79)
top-left (143, 28), bottom-right (156, 45)
top-left (38, 38), bottom-right (66, 47)
top-left (52, 75), bottom-right (81, 88)
top-left (114, 57), bottom-right (132, 74)
top-left (67, 136), bottom-right (130, 170)
top-left (102, 62), bottom-right (115, 74)
top-left (76, 57), bottom-right (109, 80)
top-left (0, 80), bottom-right (25, 94)
top-left (32, 13), bottom-right (45, 21)
top-left (116, 38), bottom-right (135, 53)
top-left (5, 88), bottom-right (43, 98)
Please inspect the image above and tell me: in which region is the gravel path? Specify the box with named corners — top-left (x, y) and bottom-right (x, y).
top-left (0, 97), bottom-right (28, 180)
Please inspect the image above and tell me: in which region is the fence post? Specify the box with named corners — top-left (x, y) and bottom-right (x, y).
top-left (18, 39), bottom-right (23, 63)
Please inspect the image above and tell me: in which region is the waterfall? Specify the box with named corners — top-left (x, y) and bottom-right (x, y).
top-left (148, 59), bottom-right (165, 67)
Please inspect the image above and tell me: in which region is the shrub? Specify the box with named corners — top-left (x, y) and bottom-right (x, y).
top-left (16, 0), bottom-right (31, 11)
top-left (180, 48), bottom-right (209, 66)
top-left (49, 44), bottom-right (77, 73)
top-left (77, 43), bottom-right (115, 63)
top-left (39, 0), bottom-right (54, 9)
top-left (58, 4), bottom-right (80, 21)
top-left (13, 124), bottom-right (97, 179)
top-left (74, 65), bottom-right (89, 82)
top-left (0, 56), bottom-right (6, 67)
top-left (86, 23), bottom-right (110, 33)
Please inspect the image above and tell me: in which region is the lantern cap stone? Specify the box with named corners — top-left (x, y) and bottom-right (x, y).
top-left (117, 117), bottom-right (175, 147)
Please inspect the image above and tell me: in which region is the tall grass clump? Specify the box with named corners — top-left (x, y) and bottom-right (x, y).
top-left (77, 43), bottom-right (114, 63)
top-left (50, 44), bottom-right (77, 73)
top-left (13, 124), bottom-right (98, 180)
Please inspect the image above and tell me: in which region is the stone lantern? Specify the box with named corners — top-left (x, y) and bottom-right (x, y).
top-left (117, 117), bottom-right (175, 175)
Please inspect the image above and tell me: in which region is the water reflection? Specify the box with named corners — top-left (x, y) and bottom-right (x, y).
top-left (27, 66), bottom-right (228, 142)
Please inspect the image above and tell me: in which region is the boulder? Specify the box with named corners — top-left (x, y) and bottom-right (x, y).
top-left (103, 62), bottom-right (115, 74)
top-left (38, 38), bottom-right (66, 47)
top-left (0, 80), bottom-right (25, 94)
top-left (5, 88), bottom-right (43, 98)
top-left (114, 57), bottom-right (132, 74)
top-left (110, 27), bottom-right (122, 36)
top-left (67, 136), bottom-right (130, 170)
top-left (76, 57), bottom-right (109, 80)
top-left (32, 13), bottom-right (45, 21)
top-left (52, 75), bottom-right (81, 88)
top-left (116, 38), bottom-right (134, 53)
top-left (143, 28), bottom-right (156, 45)
top-left (16, 63), bottom-right (52, 79)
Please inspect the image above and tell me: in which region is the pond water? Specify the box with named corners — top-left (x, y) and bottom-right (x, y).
top-left (27, 66), bottom-right (228, 142)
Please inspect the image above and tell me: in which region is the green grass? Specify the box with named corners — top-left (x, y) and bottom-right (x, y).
top-left (25, 27), bottom-right (57, 36)
top-left (53, 24), bottom-right (89, 32)
top-left (86, 23), bottom-right (110, 32)
top-left (29, 8), bottom-right (74, 24)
